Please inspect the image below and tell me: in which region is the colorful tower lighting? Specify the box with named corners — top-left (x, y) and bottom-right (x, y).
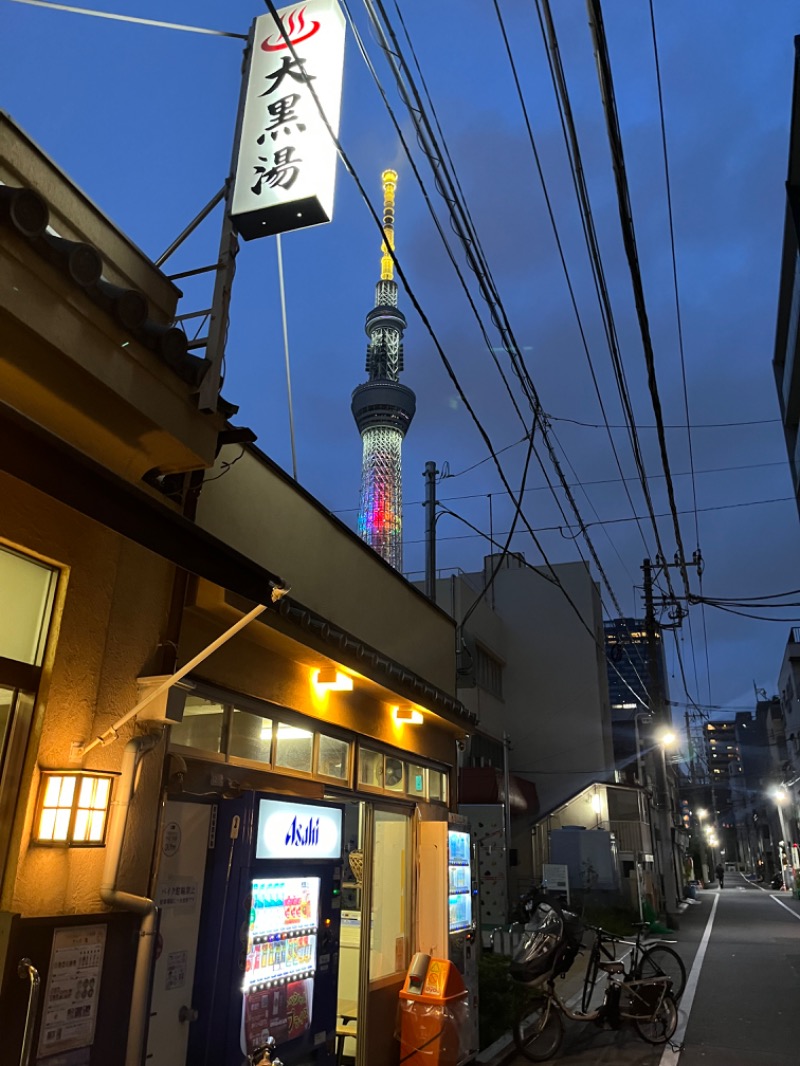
top-left (351, 170), bottom-right (416, 571)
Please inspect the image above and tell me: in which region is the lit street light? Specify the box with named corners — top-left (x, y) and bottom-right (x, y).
top-left (771, 786), bottom-right (791, 879)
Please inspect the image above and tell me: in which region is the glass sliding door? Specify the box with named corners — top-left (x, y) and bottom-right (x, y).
top-left (363, 805), bottom-right (412, 1066)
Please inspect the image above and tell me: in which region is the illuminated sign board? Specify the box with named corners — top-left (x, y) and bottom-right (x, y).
top-left (231, 0), bottom-right (346, 240)
top-left (256, 798), bottom-right (343, 860)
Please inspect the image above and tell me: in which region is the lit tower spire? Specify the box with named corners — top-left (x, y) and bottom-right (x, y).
top-left (351, 170), bottom-right (416, 571)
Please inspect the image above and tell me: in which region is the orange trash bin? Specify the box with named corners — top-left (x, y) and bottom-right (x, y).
top-left (398, 955), bottom-right (469, 1066)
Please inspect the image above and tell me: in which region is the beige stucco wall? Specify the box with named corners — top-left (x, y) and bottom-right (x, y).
top-left (0, 471), bottom-right (173, 915)
top-left (195, 445), bottom-right (458, 696)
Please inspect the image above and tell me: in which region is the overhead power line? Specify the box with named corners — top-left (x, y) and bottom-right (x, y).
top-left (550, 414), bottom-right (781, 430)
top-left (586, 0), bottom-right (692, 603)
top-left (6, 0), bottom-right (246, 37)
top-left (361, 0), bottom-right (628, 618)
top-left (535, 0), bottom-right (656, 560)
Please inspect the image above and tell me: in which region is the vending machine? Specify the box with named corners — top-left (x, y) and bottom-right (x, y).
top-left (189, 793), bottom-right (343, 1066)
top-left (417, 815), bottom-right (479, 1062)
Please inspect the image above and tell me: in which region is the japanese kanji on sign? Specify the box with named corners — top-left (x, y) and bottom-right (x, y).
top-left (231, 0), bottom-right (346, 240)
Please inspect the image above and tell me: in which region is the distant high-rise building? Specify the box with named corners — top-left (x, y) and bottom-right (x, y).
top-left (351, 170), bottom-right (415, 571)
top-left (604, 618), bottom-right (668, 782)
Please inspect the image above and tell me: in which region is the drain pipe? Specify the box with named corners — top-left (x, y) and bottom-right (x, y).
top-left (100, 733), bottom-right (160, 1066)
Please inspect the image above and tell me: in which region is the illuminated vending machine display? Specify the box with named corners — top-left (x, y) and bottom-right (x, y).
top-left (236, 798), bottom-right (343, 1061)
top-left (448, 830), bottom-right (472, 934)
top-left (244, 877), bottom-right (320, 1048)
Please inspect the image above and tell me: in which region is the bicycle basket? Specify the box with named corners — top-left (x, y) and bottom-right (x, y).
top-left (621, 977), bottom-right (671, 1019)
top-left (509, 903), bottom-right (564, 984)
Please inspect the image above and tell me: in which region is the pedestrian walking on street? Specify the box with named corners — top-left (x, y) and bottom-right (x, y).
top-left (715, 862), bottom-right (725, 888)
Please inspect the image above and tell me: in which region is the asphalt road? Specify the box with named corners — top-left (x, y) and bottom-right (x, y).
top-left (505, 873), bottom-right (800, 1066)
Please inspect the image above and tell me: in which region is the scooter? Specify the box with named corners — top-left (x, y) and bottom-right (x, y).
top-left (770, 872), bottom-right (784, 890)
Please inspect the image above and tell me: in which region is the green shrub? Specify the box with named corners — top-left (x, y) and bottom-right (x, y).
top-left (477, 952), bottom-right (529, 1049)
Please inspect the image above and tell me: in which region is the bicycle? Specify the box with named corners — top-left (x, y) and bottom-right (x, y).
top-left (513, 924), bottom-right (679, 1062)
top-left (580, 920), bottom-right (686, 1012)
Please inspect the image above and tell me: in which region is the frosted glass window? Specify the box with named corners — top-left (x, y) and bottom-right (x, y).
top-left (369, 809), bottom-right (411, 978)
top-left (384, 756), bottom-right (404, 792)
top-left (407, 764), bottom-right (426, 799)
top-left (170, 696), bottom-right (225, 752)
top-left (317, 734), bottom-right (349, 780)
top-left (0, 546), bottom-right (57, 665)
top-left (275, 723), bottom-right (313, 772)
top-left (429, 770), bottom-right (447, 804)
top-left (229, 710), bottom-right (272, 764)
top-left (358, 747), bottom-right (383, 789)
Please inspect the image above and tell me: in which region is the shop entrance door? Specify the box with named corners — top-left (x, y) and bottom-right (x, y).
top-left (364, 805), bottom-right (412, 1066)
top-left (335, 802), bottom-right (412, 1066)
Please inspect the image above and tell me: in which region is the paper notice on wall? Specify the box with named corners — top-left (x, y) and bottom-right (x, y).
top-left (157, 877), bottom-right (199, 913)
top-left (37, 924), bottom-right (106, 1058)
top-left (165, 950), bottom-right (188, 991)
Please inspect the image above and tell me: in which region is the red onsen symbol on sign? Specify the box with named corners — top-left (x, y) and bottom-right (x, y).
top-left (261, 7), bottom-right (321, 51)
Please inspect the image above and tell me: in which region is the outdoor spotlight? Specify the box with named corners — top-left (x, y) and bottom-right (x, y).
top-left (313, 667), bottom-right (353, 693)
top-left (393, 706), bottom-right (423, 725)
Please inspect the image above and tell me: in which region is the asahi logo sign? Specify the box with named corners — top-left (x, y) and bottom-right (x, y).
top-left (230, 0), bottom-right (346, 240)
top-left (256, 799), bottom-right (342, 860)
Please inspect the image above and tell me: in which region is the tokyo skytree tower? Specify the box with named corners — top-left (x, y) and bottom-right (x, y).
top-left (351, 170), bottom-right (416, 571)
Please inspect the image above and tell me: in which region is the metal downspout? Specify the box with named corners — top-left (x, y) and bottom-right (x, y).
top-left (99, 734), bottom-right (160, 1066)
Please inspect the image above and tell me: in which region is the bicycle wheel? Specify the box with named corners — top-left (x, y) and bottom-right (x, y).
top-left (634, 991), bottom-right (678, 1044)
top-left (513, 992), bottom-right (564, 1062)
top-left (636, 945), bottom-right (686, 1001)
top-left (581, 944), bottom-right (601, 1013)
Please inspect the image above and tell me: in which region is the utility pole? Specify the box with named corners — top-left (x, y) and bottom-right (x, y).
top-left (642, 556), bottom-right (682, 924)
top-left (424, 461), bottom-right (438, 603)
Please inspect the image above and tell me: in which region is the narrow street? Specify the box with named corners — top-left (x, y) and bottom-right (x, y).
top-left (506, 873), bottom-right (800, 1065)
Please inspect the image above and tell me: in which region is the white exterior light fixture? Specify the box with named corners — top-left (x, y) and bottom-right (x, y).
top-left (393, 706), bottom-right (423, 725)
top-left (313, 667), bottom-right (353, 693)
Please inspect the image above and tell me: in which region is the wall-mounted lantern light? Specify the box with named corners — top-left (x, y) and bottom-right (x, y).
top-left (312, 667), bottom-right (353, 693)
top-left (393, 706), bottom-right (423, 725)
top-left (33, 771), bottom-right (114, 846)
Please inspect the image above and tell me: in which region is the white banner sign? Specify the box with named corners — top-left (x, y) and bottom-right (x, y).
top-left (231, 0), bottom-right (346, 240)
top-left (256, 798), bottom-right (343, 860)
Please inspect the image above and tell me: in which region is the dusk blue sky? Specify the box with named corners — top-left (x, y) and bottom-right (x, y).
top-left (2, 1), bottom-right (799, 726)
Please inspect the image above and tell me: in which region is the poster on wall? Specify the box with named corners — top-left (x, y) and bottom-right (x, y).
top-left (37, 924), bottom-right (107, 1058)
top-left (230, 0), bottom-right (346, 240)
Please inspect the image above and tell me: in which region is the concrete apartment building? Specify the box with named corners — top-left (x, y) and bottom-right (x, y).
top-left (426, 554), bottom-right (617, 901)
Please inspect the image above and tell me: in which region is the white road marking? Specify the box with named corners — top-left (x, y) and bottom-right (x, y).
top-left (657, 891), bottom-right (720, 1066)
top-left (771, 895), bottom-right (800, 921)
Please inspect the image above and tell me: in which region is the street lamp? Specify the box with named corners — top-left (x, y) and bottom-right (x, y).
top-left (635, 718), bottom-right (681, 918)
top-left (771, 787), bottom-right (791, 877)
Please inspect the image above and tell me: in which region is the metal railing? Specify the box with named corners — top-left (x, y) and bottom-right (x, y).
top-left (17, 957), bottom-right (40, 1066)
